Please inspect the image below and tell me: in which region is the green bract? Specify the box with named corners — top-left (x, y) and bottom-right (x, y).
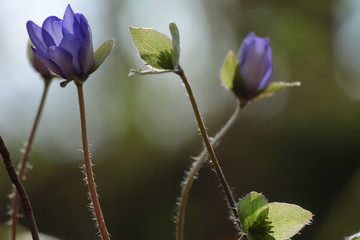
top-left (238, 192), bottom-right (312, 240)
top-left (59, 39), bottom-right (115, 87)
top-left (90, 39), bottom-right (116, 75)
top-left (129, 23), bottom-right (180, 76)
top-left (256, 81), bottom-right (301, 100)
top-left (220, 51), bottom-right (240, 90)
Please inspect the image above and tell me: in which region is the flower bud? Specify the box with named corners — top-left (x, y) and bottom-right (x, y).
top-left (236, 32), bottom-right (273, 100)
top-left (27, 41), bottom-right (54, 81)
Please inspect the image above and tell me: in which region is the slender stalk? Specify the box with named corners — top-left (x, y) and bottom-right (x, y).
top-left (75, 82), bottom-right (110, 240)
top-left (11, 79), bottom-right (51, 240)
top-left (176, 99), bottom-right (247, 240)
top-left (175, 67), bottom-right (242, 231)
top-left (0, 136), bottom-right (39, 240)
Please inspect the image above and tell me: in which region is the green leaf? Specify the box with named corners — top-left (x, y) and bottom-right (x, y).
top-left (255, 81), bottom-right (301, 100)
top-left (169, 23), bottom-right (180, 69)
top-left (267, 202), bottom-right (313, 240)
top-left (129, 27), bottom-right (176, 70)
top-left (248, 223), bottom-right (275, 240)
top-left (238, 192), bottom-right (270, 234)
top-left (91, 39), bottom-right (115, 73)
top-left (220, 51), bottom-right (239, 90)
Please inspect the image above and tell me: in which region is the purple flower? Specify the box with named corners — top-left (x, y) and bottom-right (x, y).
top-left (236, 32), bottom-right (273, 100)
top-left (26, 4), bottom-right (95, 80)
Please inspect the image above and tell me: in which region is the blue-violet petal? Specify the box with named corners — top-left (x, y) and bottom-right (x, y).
top-left (42, 16), bottom-right (63, 46)
top-left (47, 46), bottom-right (76, 78)
top-left (26, 21), bottom-right (48, 56)
top-left (62, 4), bottom-right (76, 35)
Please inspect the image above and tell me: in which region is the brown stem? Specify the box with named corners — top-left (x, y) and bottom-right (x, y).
top-left (176, 100), bottom-right (246, 240)
top-left (0, 136), bottom-right (39, 240)
top-left (75, 82), bottom-right (110, 240)
top-left (176, 67), bottom-right (242, 231)
top-left (11, 79), bottom-right (51, 240)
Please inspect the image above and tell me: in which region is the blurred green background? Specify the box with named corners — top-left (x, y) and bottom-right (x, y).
top-left (0, 0), bottom-right (359, 239)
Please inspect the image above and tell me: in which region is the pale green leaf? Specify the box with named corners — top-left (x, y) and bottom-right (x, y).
top-left (267, 202), bottom-right (313, 240)
top-left (169, 23), bottom-right (180, 69)
top-left (220, 51), bottom-right (239, 90)
top-left (255, 81), bottom-right (301, 100)
top-left (238, 192), bottom-right (270, 234)
top-left (129, 27), bottom-right (175, 70)
top-left (128, 68), bottom-right (175, 77)
top-left (92, 39), bottom-right (115, 73)
top-left (346, 232), bottom-right (360, 240)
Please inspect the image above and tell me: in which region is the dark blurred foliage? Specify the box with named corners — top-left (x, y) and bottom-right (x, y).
top-left (0, 0), bottom-right (359, 239)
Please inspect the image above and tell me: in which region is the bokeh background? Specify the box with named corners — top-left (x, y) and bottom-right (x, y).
top-left (0, 0), bottom-right (359, 239)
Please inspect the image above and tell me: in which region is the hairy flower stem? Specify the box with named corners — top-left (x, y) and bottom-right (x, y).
top-left (11, 79), bottom-right (51, 240)
top-left (176, 67), bottom-right (242, 232)
top-left (0, 136), bottom-right (39, 240)
top-left (75, 82), bottom-right (110, 240)
top-left (176, 99), bottom-right (246, 240)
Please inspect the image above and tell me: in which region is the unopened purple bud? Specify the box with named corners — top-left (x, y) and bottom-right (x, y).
top-left (28, 42), bottom-right (54, 80)
top-left (236, 32), bottom-right (273, 100)
top-left (26, 4), bottom-right (95, 81)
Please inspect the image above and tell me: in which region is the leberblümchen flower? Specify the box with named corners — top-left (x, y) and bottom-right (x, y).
top-left (26, 4), bottom-right (94, 80)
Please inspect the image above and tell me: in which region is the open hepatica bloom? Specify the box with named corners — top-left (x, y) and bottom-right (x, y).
top-left (236, 32), bottom-right (273, 100)
top-left (26, 4), bottom-right (95, 81)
